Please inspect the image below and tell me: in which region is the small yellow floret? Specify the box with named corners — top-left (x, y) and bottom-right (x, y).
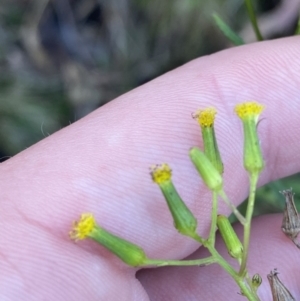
top-left (234, 101), bottom-right (264, 120)
top-left (193, 107), bottom-right (217, 127)
top-left (150, 163), bottom-right (172, 184)
top-left (70, 213), bottom-right (96, 241)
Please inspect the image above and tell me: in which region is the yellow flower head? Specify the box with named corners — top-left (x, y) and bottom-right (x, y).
top-left (192, 107), bottom-right (217, 127)
top-left (70, 213), bottom-right (96, 241)
top-left (150, 163), bottom-right (172, 184)
top-left (235, 101), bottom-right (265, 175)
top-left (234, 101), bottom-right (264, 121)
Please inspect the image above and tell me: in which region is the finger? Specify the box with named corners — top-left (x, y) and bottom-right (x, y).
top-left (1, 37), bottom-right (300, 299)
top-left (137, 214), bottom-right (300, 300)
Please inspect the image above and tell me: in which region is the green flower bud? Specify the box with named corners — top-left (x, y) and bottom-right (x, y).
top-left (189, 147), bottom-right (223, 192)
top-left (217, 215), bottom-right (243, 260)
top-left (234, 101), bottom-right (265, 175)
top-left (150, 164), bottom-right (198, 237)
top-left (192, 107), bottom-right (223, 174)
top-left (70, 213), bottom-right (147, 267)
top-left (252, 274), bottom-right (262, 292)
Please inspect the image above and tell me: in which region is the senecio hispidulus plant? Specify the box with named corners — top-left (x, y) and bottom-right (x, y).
top-left (70, 101), bottom-right (295, 301)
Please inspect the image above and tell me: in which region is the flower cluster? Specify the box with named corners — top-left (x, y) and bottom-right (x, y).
top-left (70, 101), bottom-right (282, 301)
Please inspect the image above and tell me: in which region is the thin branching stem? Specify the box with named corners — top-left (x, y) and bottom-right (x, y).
top-left (191, 233), bottom-right (260, 301)
top-left (219, 190), bottom-right (246, 225)
top-left (208, 191), bottom-right (218, 245)
top-left (295, 16), bottom-right (300, 35)
top-left (239, 172), bottom-right (259, 275)
top-left (145, 256), bottom-right (216, 267)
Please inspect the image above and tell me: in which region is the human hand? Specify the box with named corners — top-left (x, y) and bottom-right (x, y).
top-left (1, 37), bottom-right (300, 300)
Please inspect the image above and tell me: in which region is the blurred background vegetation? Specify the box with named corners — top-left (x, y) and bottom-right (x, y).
top-left (0, 0), bottom-right (299, 215)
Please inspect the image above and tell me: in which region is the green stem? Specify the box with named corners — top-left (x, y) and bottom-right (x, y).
top-left (239, 172), bottom-right (259, 275)
top-left (208, 191), bottom-right (218, 245)
top-left (145, 256), bottom-right (216, 267)
top-left (295, 16), bottom-right (300, 35)
top-left (212, 13), bottom-right (245, 46)
top-left (219, 190), bottom-right (246, 225)
top-left (192, 233), bottom-right (259, 301)
top-left (216, 255), bottom-right (260, 301)
top-left (244, 0), bottom-right (263, 41)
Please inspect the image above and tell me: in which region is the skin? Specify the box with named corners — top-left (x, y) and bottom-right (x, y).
top-left (1, 37), bottom-right (300, 301)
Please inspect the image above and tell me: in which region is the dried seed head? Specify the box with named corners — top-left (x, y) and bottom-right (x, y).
top-left (281, 189), bottom-right (300, 248)
top-left (267, 269), bottom-right (295, 301)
